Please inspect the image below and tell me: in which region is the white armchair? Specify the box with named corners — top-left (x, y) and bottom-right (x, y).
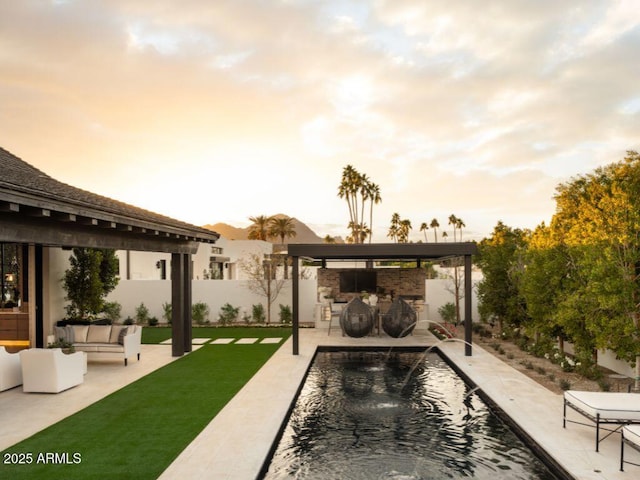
top-left (20, 348), bottom-right (85, 393)
top-left (0, 346), bottom-right (22, 391)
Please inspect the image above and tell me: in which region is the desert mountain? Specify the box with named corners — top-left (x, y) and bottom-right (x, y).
top-left (203, 214), bottom-right (328, 244)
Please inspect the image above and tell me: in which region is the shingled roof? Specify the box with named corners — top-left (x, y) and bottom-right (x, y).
top-left (0, 146), bottom-right (219, 247)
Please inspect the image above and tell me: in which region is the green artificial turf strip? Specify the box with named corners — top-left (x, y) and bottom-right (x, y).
top-left (1, 343), bottom-right (282, 479)
top-left (142, 326), bottom-right (292, 344)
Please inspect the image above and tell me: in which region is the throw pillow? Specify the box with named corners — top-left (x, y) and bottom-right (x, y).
top-left (118, 327), bottom-right (129, 345)
top-left (66, 325), bottom-right (75, 343)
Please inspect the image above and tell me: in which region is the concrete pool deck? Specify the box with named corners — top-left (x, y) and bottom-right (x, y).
top-left (2, 330), bottom-right (639, 479)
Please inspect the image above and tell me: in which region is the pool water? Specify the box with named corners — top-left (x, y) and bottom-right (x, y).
top-left (262, 349), bottom-right (559, 480)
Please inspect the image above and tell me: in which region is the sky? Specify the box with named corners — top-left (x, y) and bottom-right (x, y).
top-left (1, 0), bottom-right (639, 242)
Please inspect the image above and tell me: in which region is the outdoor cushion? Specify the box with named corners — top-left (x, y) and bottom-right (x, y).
top-left (624, 424), bottom-right (640, 447)
top-left (118, 326), bottom-right (129, 345)
top-left (72, 325), bottom-right (89, 343)
top-left (86, 325), bottom-right (112, 344)
top-left (109, 326), bottom-right (126, 343)
top-left (564, 391), bottom-right (640, 422)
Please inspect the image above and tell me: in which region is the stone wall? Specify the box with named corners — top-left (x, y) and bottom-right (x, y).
top-left (317, 268), bottom-right (425, 302)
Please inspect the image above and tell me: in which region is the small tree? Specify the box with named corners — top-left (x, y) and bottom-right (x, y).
top-left (239, 253), bottom-right (286, 325)
top-left (63, 248), bottom-right (119, 320)
top-left (279, 304), bottom-right (292, 324)
top-left (252, 304), bottom-right (266, 324)
top-left (135, 302), bottom-right (150, 325)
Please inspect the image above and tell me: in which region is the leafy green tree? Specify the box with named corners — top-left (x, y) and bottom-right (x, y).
top-left (63, 248), bottom-right (119, 320)
top-left (476, 222), bottom-right (529, 332)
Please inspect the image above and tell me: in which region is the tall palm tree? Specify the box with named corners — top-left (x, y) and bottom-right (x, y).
top-left (338, 165), bottom-right (362, 243)
top-left (268, 216), bottom-right (297, 245)
top-left (430, 218), bottom-right (440, 243)
top-left (398, 219), bottom-right (412, 243)
top-left (456, 218), bottom-right (466, 241)
top-left (387, 213), bottom-right (401, 242)
top-left (367, 182), bottom-right (381, 243)
top-left (448, 214), bottom-right (459, 241)
top-left (420, 222), bottom-right (429, 242)
top-left (248, 215), bottom-right (272, 241)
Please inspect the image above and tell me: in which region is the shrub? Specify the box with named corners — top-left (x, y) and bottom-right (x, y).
top-left (192, 302), bottom-right (210, 325)
top-left (135, 303), bottom-right (150, 325)
top-left (218, 303), bottom-right (239, 326)
top-left (279, 304), bottom-right (292, 324)
top-left (102, 301), bottom-right (122, 324)
top-left (559, 379), bottom-right (571, 391)
top-left (162, 302), bottom-right (172, 324)
top-left (252, 304), bottom-right (266, 324)
top-left (148, 316), bottom-right (159, 327)
top-left (123, 316), bottom-right (134, 325)
top-left (438, 302), bottom-right (456, 324)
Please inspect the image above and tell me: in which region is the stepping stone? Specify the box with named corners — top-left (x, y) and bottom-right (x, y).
top-left (160, 339), bottom-right (172, 345)
top-left (192, 338), bottom-right (211, 345)
top-left (235, 338), bottom-right (259, 344)
top-left (210, 338), bottom-right (235, 344)
top-left (260, 338), bottom-right (283, 344)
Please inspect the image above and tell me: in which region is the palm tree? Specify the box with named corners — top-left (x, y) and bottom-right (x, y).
top-left (323, 235), bottom-right (336, 244)
top-left (268, 216), bottom-right (296, 280)
top-left (398, 219), bottom-right (412, 243)
top-left (338, 165), bottom-right (363, 243)
top-left (367, 182), bottom-right (381, 244)
top-left (387, 213), bottom-right (401, 242)
top-left (456, 218), bottom-right (466, 241)
top-left (247, 215), bottom-right (272, 241)
top-left (420, 222), bottom-right (429, 242)
top-left (448, 214), bottom-right (459, 242)
top-left (442, 231), bottom-right (449, 242)
top-left (268, 216), bottom-right (297, 245)
top-left (430, 218), bottom-right (440, 243)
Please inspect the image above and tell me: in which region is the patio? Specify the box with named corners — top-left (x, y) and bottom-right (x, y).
top-left (3, 329), bottom-right (639, 479)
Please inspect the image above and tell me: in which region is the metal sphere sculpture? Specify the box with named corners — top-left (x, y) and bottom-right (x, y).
top-left (339, 297), bottom-right (374, 338)
top-left (382, 298), bottom-right (417, 338)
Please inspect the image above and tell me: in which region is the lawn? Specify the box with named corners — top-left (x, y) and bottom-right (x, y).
top-left (0, 336), bottom-right (289, 479)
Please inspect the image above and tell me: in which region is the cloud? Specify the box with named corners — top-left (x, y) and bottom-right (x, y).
top-left (0, 0), bottom-right (638, 241)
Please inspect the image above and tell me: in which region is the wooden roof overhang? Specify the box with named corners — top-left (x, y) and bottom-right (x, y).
top-left (0, 147), bottom-right (219, 253)
top-left (288, 242), bottom-right (478, 357)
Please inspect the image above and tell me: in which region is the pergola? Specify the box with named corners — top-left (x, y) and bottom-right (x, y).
top-left (288, 242), bottom-right (478, 356)
top-left (0, 147), bottom-right (219, 356)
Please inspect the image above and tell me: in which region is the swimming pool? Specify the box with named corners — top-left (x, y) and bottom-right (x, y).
top-left (261, 348), bottom-right (563, 479)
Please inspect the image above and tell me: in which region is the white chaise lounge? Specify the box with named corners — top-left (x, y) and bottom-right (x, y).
top-left (563, 390), bottom-right (640, 451)
top-left (0, 346), bottom-right (22, 391)
top-left (621, 425), bottom-right (640, 471)
top-left (20, 348), bottom-right (85, 393)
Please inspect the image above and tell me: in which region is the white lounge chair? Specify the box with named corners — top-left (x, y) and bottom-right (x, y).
top-left (20, 348), bottom-right (85, 393)
top-left (621, 425), bottom-right (640, 471)
top-left (0, 346), bottom-right (22, 391)
top-left (563, 390), bottom-right (640, 451)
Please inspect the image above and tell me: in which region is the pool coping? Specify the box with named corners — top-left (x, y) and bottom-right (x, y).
top-left (159, 329), bottom-right (640, 480)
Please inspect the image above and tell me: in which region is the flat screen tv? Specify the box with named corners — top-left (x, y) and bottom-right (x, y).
top-left (339, 270), bottom-right (377, 293)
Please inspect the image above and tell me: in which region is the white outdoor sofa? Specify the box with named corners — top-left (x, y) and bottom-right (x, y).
top-left (50, 324), bottom-right (142, 366)
top-left (0, 346), bottom-right (22, 391)
top-left (20, 348), bottom-right (85, 393)
top-left (563, 390), bottom-right (640, 452)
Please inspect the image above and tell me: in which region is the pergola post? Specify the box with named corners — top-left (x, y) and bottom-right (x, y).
top-left (292, 255), bottom-right (299, 355)
top-left (464, 254), bottom-right (473, 356)
top-left (171, 253), bottom-right (185, 357)
top-left (183, 253), bottom-right (192, 353)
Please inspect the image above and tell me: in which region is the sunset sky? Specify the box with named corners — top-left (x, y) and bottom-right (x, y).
top-left (1, 1), bottom-right (639, 241)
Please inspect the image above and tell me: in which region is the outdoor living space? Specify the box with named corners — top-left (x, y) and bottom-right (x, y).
top-left (2, 328), bottom-right (639, 479)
